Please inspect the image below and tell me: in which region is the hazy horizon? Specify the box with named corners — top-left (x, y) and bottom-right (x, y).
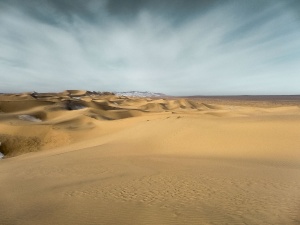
top-left (1, 0), bottom-right (300, 95)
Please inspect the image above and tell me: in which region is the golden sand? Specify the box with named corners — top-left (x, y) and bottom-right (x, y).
top-left (0, 91), bottom-right (300, 225)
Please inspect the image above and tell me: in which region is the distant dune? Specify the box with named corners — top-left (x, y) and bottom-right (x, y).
top-left (0, 91), bottom-right (300, 225)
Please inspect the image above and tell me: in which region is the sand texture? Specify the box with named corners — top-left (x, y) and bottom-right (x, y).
top-left (0, 91), bottom-right (300, 225)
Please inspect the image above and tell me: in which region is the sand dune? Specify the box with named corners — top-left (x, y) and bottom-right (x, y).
top-left (0, 91), bottom-right (300, 224)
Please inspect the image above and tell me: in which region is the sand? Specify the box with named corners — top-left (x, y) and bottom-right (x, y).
top-left (0, 91), bottom-right (300, 225)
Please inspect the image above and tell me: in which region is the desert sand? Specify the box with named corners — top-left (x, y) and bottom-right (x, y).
top-left (0, 91), bottom-right (300, 225)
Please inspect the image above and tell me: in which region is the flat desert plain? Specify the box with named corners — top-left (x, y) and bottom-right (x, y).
top-left (0, 91), bottom-right (300, 225)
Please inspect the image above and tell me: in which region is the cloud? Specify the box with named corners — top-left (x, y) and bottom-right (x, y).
top-left (0, 0), bottom-right (300, 95)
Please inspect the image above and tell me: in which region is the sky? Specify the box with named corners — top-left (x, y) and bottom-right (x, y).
top-left (0, 0), bottom-right (300, 95)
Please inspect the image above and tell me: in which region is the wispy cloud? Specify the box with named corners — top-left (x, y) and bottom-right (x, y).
top-left (0, 0), bottom-right (300, 95)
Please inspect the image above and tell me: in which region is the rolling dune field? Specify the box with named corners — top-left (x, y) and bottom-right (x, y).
top-left (0, 91), bottom-right (300, 225)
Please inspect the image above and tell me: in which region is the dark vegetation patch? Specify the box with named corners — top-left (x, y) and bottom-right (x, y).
top-left (0, 134), bottom-right (41, 157)
top-left (64, 100), bottom-right (86, 110)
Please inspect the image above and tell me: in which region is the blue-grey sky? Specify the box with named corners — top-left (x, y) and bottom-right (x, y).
top-left (1, 0), bottom-right (300, 95)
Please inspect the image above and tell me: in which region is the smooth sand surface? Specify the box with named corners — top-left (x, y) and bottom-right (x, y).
top-left (0, 91), bottom-right (300, 225)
